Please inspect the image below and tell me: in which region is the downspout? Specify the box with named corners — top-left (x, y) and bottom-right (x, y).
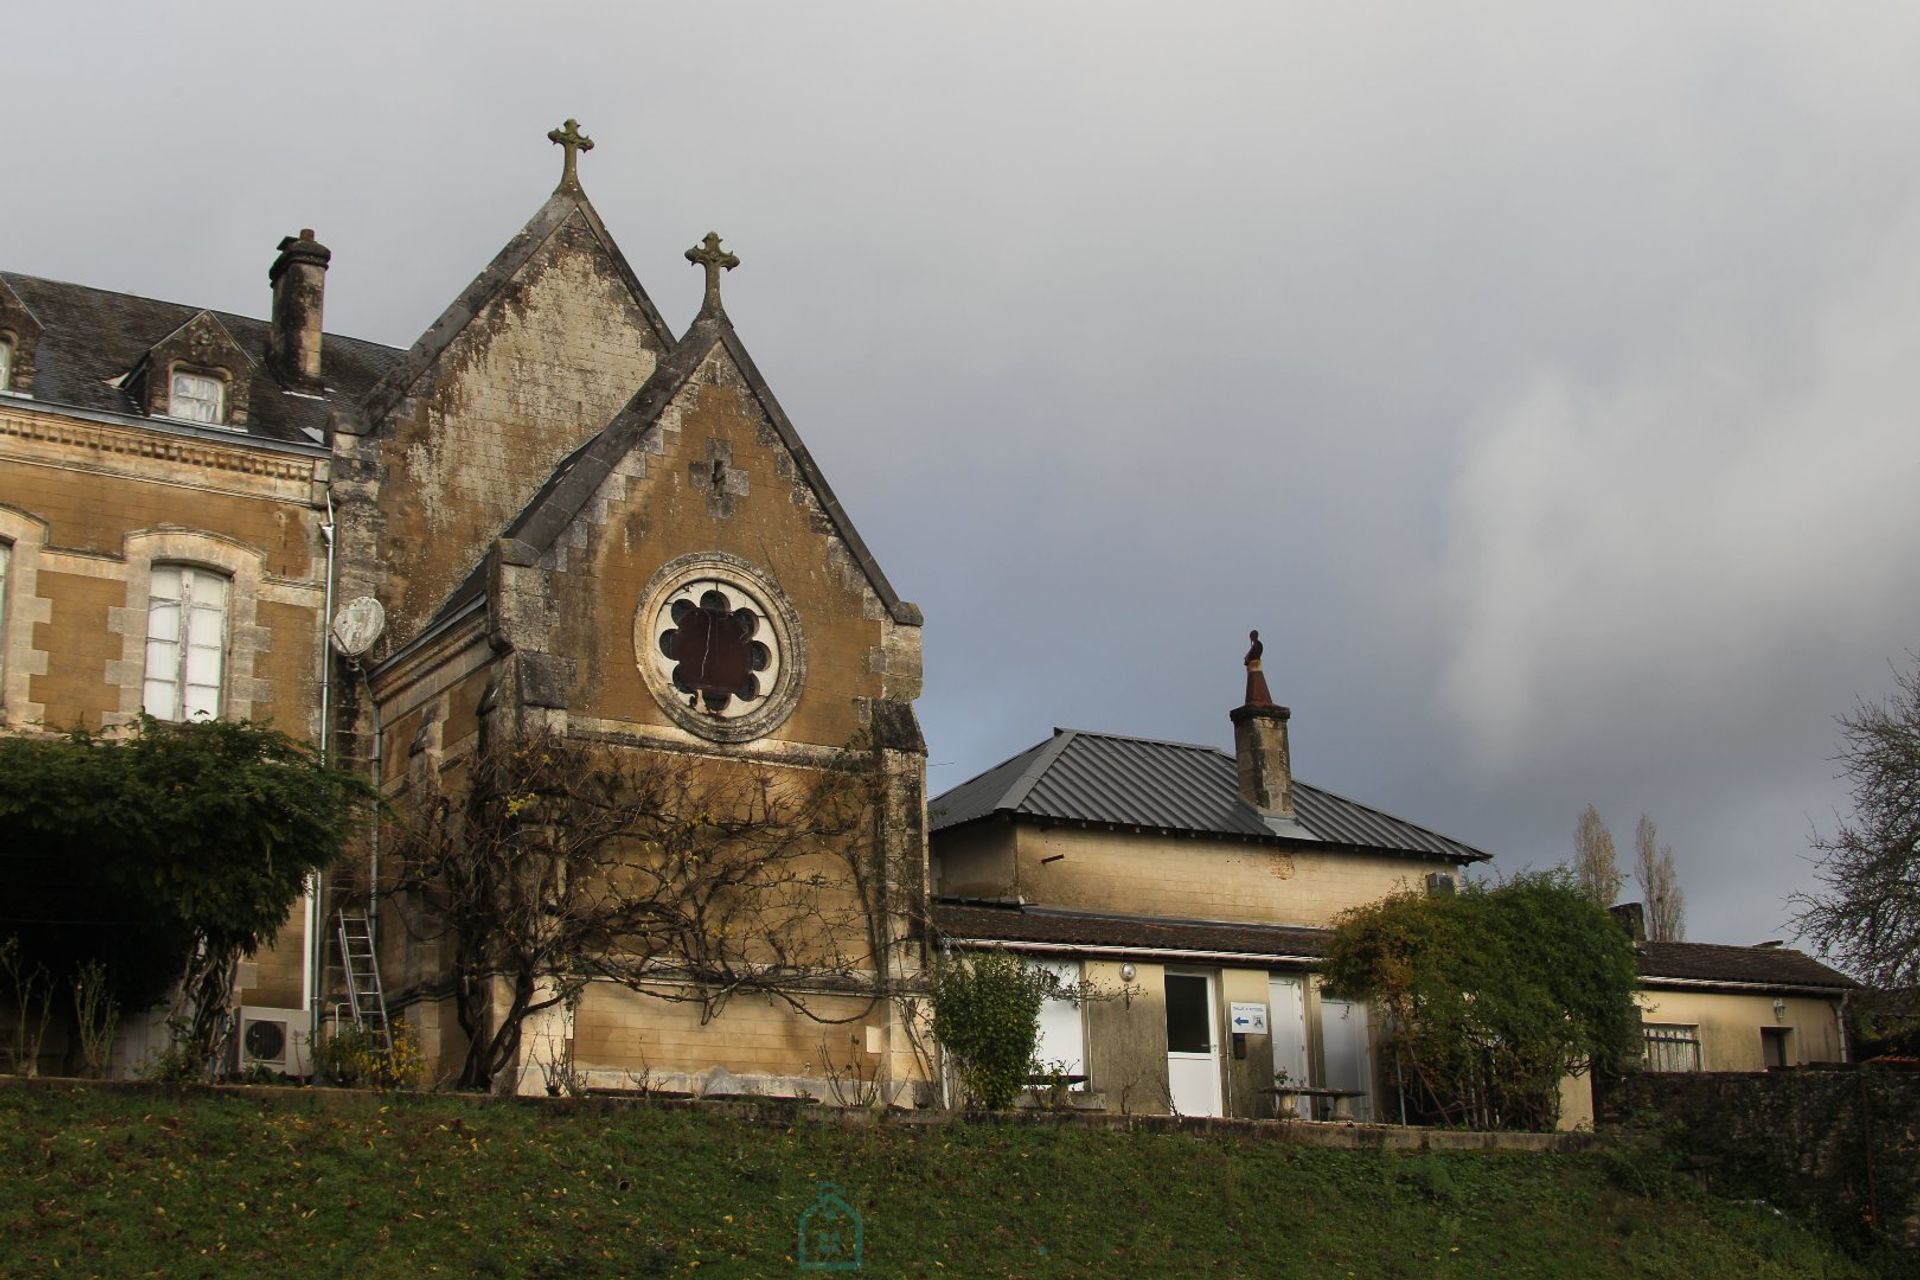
top-left (367, 668), bottom-right (381, 954)
top-left (305, 492), bottom-right (338, 1068)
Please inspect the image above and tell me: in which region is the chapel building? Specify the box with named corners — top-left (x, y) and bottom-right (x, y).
top-left (0, 122), bottom-right (932, 1099)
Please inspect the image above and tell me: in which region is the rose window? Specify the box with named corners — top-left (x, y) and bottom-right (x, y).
top-left (658, 587), bottom-right (772, 713)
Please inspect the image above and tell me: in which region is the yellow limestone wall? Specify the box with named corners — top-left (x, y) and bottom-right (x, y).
top-left (0, 403), bottom-right (331, 1019)
top-left (1636, 989), bottom-right (1846, 1071)
top-left (1005, 825), bottom-right (1444, 927)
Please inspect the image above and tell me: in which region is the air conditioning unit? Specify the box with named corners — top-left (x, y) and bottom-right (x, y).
top-left (237, 1006), bottom-right (312, 1078)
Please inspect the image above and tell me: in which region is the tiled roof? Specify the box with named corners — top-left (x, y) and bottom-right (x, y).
top-left (1637, 941), bottom-right (1856, 991)
top-left (0, 271), bottom-right (403, 443)
top-left (933, 901), bottom-right (1331, 961)
top-left (930, 727), bottom-right (1489, 863)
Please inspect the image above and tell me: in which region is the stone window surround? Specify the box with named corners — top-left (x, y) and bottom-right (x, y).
top-left (0, 506), bottom-right (52, 724)
top-left (105, 528), bottom-right (274, 727)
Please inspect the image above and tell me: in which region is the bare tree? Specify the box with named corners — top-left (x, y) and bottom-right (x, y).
top-left (1633, 814), bottom-right (1685, 942)
top-left (1572, 804), bottom-right (1624, 907)
top-left (1792, 659), bottom-right (1920, 990)
top-left (392, 727), bottom-right (910, 1091)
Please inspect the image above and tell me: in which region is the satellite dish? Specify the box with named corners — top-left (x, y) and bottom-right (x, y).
top-left (331, 596), bottom-right (386, 658)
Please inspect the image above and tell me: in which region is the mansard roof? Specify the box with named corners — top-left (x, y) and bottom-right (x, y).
top-left (931, 727), bottom-right (1491, 863)
top-left (0, 271), bottom-right (401, 443)
top-left (426, 307), bottom-right (923, 632)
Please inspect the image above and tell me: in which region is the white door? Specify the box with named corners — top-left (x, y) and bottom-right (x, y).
top-left (1320, 997), bottom-right (1373, 1121)
top-left (1268, 975), bottom-right (1309, 1088)
top-left (1164, 970), bottom-right (1224, 1117)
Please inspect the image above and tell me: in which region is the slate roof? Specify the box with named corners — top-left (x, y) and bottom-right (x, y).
top-left (937, 903), bottom-right (1858, 994)
top-left (1637, 942), bottom-right (1856, 991)
top-left (933, 901), bottom-right (1331, 961)
top-left (931, 728), bottom-right (1490, 863)
top-left (0, 271), bottom-right (403, 444)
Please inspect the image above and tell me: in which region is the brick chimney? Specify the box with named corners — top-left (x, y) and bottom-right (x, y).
top-left (267, 229), bottom-right (330, 389)
top-left (1230, 629), bottom-right (1293, 818)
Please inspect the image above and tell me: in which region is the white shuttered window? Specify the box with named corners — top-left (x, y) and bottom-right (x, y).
top-left (144, 566), bottom-right (227, 720)
top-left (1031, 959), bottom-right (1087, 1088)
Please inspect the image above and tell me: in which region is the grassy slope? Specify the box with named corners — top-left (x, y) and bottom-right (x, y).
top-left (0, 1086), bottom-right (1875, 1279)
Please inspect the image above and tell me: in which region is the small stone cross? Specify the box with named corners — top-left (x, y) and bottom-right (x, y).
top-left (547, 119), bottom-right (594, 191)
top-left (685, 232), bottom-right (739, 315)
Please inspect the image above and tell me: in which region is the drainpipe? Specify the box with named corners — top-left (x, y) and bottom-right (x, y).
top-left (366, 668), bottom-right (381, 954)
top-left (304, 493), bottom-right (338, 1069)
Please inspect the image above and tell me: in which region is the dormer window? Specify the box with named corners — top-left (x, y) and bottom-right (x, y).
top-left (168, 368), bottom-right (226, 424)
top-left (0, 337), bottom-right (13, 392)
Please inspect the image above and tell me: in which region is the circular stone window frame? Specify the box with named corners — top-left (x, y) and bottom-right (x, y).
top-left (633, 551), bottom-right (807, 743)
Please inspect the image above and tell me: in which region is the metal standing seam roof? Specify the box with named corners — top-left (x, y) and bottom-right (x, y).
top-left (930, 727), bottom-right (1490, 863)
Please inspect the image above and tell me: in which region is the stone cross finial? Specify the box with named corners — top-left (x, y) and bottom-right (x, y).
top-left (685, 232), bottom-right (739, 316)
top-left (547, 119), bottom-right (594, 192)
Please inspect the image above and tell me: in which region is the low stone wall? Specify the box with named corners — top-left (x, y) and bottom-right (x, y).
top-left (1597, 1065), bottom-right (1920, 1252)
top-left (0, 1074), bottom-right (1588, 1153)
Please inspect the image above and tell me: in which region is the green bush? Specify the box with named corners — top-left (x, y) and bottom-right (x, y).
top-left (931, 951), bottom-right (1058, 1110)
top-left (1323, 869), bottom-right (1639, 1130)
top-left (314, 1020), bottom-right (428, 1090)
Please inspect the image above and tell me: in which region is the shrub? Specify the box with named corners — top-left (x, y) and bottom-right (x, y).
top-left (931, 950), bottom-right (1058, 1110)
top-left (314, 1020), bottom-right (428, 1090)
top-left (1322, 869), bottom-right (1639, 1130)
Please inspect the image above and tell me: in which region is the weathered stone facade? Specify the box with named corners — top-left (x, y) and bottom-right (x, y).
top-left (0, 125), bottom-right (930, 1096)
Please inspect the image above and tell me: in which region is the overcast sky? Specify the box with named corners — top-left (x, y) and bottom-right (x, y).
top-left (11, 3), bottom-right (1920, 953)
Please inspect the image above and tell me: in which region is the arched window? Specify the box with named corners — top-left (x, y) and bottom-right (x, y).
top-left (143, 565), bottom-right (228, 720)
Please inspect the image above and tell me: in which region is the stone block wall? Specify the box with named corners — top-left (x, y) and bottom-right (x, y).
top-left (1598, 1066), bottom-right (1920, 1253)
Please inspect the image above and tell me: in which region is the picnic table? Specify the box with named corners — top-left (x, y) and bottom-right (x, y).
top-left (1259, 1084), bottom-right (1365, 1121)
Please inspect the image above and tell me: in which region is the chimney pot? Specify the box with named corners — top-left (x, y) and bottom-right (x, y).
top-left (1231, 629), bottom-right (1294, 818)
top-left (267, 229), bottom-right (331, 389)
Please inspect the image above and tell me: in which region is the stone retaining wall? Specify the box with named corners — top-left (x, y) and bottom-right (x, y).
top-left (1597, 1065), bottom-right (1919, 1252)
top-left (0, 1074), bottom-right (1586, 1153)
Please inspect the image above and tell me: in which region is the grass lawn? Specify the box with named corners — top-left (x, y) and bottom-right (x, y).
top-left (0, 1083), bottom-right (1880, 1278)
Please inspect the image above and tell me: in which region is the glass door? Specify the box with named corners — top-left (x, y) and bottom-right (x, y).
top-left (1164, 970), bottom-right (1223, 1117)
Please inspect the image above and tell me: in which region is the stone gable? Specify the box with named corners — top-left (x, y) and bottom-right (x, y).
top-left (342, 207), bottom-right (670, 651)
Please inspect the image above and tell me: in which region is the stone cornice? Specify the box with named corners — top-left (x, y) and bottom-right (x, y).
top-left (0, 402), bottom-right (324, 483)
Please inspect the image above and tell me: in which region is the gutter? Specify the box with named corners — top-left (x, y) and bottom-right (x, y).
top-left (1638, 975), bottom-right (1856, 997)
top-left (943, 936), bottom-right (1323, 967)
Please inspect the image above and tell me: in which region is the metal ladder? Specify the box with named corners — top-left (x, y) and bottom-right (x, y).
top-left (335, 910), bottom-right (392, 1052)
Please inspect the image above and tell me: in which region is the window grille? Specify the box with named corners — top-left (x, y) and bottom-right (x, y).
top-left (1642, 1023), bottom-right (1702, 1073)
